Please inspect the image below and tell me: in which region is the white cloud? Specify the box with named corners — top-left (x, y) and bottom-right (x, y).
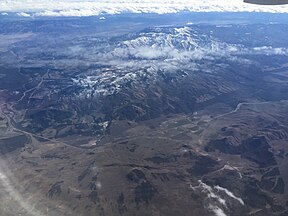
top-left (1, 0), bottom-right (288, 17)
top-left (208, 205), bottom-right (227, 216)
top-left (214, 186), bottom-right (244, 205)
top-left (190, 180), bottom-right (247, 216)
top-left (252, 46), bottom-right (288, 55)
top-left (190, 180), bottom-right (228, 208)
top-left (16, 12), bottom-right (31, 17)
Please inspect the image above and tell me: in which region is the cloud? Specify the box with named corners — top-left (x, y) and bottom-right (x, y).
top-left (16, 12), bottom-right (31, 17)
top-left (190, 180), bottom-right (248, 216)
top-left (252, 46), bottom-right (288, 55)
top-left (208, 205), bottom-right (227, 216)
top-left (1, 0), bottom-right (288, 17)
top-left (214, 186), bottom-right (244, 205)
top-left (190, 180), bottom-right (228, 208)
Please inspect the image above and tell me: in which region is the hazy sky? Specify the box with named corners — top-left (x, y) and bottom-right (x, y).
top-left (1, 0), bottom-right (288, 17)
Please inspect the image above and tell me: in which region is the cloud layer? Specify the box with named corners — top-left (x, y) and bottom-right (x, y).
top-left (1, 0), bottom-right (288, 17)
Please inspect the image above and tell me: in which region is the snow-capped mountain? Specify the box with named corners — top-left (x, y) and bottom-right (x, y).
top-left (71, 26), bottom-right (243, 98)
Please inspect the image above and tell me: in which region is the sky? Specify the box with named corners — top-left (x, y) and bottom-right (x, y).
top-left (1, 0), bottom-right (288, 17)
